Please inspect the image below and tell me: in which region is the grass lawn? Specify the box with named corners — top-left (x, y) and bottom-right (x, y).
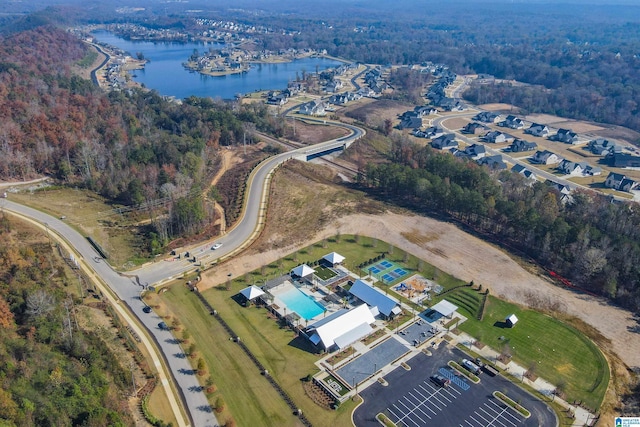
top-left (459, 296), bottom-right (608, 410)
top-left (234, 235), bottom-right (467, 295)
top-left (10, 187), bottom-right (151, 268)
top-left (161, 284), bottom-right (301, 427)
top-left (164, 283), bottom-right (359, 427)
top-left (314, 265), bottom-right (337, 281)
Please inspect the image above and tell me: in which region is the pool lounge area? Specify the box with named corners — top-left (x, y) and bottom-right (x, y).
top-left (278, 286), bottom-right (326, 320)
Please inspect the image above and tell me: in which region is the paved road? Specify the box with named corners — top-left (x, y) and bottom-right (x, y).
top-left (2, 120), bottom-right (364, 426)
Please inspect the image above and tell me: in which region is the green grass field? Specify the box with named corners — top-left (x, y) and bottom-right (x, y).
top-left (163, 283), bottom-right (359, 427)
top-left (459, 296), bottom-right (609, 410)
top-left (161, 285), bottom-right (302, 427)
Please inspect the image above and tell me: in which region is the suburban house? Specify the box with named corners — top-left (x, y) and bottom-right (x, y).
top-left (525, 123), bottom-right (550, 137)
top-left (473, 111), bottom-right (501, 123)
top-left (461, 122), bottom-right (489, 135)
top-left (531, 150), bottom-right (562, 165)
top-left (510, 138), bottom-right (538, 152)
top-left (553, 128), bottom-right (580, 144)
top-left (349, 280), bottom-right (402, 319)
top-left (463, 144), bottom-right (487, 159)
top-left (484, 131), bottom-right (513, 144)
top-left (500, 115), bottom-right (525, 130)
top-left (423, 126), bottom-right (445, 139)
top-left (477, 154), bottom-right (507, 170)
top-left (557, 160), bottom-right (602, 176)
top-left (605, 172), bottom-right (638, 192)
top-left (431, 134), bottom-right (458, 150)
top-left (324, 79), bottom-right (343, 93)
top-left (606, 153), bottom-right (640, 168)
top-left (266, 91), bottom-right (289, 106)
top-left (589, 138), bottom-right (620, 156)
top-left (511, 164), bottom-right (537, 180)
top-left (398, 116), bottom-right (423, 130)
top-left (547, 181), bottom-right (572, 195)
top-left (414, 105), bottom-right (438, 116)
top-left (299, 99), bottom-right (327, 116)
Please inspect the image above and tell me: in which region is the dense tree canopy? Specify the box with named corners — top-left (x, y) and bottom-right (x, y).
top-left (361, 138), bottom-right (640, 312)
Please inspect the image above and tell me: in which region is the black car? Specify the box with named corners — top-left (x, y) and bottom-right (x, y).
top-left (430, 374), bottom-right (451, 387)
top-left (143, 306), bottom-right (152, 313)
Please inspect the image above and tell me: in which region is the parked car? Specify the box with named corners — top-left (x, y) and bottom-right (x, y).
top-left (158, 322), bottom-right (168, 330)
top-left (143, 306), bottom-right (152, 313)
top-left (430, 374), bottom-right (451, 387)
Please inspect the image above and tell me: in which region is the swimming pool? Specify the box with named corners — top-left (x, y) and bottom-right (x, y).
top-left (278, 287), bottom-right (325, 320)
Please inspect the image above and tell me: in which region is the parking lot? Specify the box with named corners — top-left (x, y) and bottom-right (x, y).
top-left (353, 346), bottom-right (556, 427)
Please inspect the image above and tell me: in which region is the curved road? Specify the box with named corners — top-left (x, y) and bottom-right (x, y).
top-left (2, 120), bottom-right (364, 427)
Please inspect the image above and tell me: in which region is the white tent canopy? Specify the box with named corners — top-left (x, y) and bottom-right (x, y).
top-left (290, 264), bottom-right (316, 278)
top-left (431, 299), bottom-right (458, 317)
top-left (240, 285), bottom-right (265, 301)
top-left (323, 252), bottom-right (345, 265)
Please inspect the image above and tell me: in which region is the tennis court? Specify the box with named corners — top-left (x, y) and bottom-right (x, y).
top-left (366, 259), bottom-right (411, 284)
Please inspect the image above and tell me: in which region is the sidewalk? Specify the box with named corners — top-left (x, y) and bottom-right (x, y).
top-left (453, 331), bottom-right (595, 427)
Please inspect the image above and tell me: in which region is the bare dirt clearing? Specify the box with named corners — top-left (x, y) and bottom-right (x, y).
top-left (201, 165), bottom-right (640, 371)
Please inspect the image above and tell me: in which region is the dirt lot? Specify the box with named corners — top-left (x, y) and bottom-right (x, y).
top-left (286, 119), bottom-right (349, 144)
top-left (200, 163), bottom-right (640, 373)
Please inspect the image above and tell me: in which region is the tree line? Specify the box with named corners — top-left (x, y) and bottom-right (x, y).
top-left (359, 138), bottom-right (640, 312)
top-left (0, 26), bottom-right (282, 250)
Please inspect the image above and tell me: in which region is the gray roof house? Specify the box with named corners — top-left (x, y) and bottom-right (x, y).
top-left (477, 154), bottom-right (507, 170)
top-left (464, 144), bottom-right (487, 159)
top-left (511, 164), bottom-right (537, 180)
top-left (510, 138), bottom-right (537, 152)
top-left (605, 172), bottom-right (626, 189)
top-left (525, 123), bottom-right (550, 137)
top-left (553, 128), bottom-right (579, 144)
top-left (474, 111), bottom-right (501, 123)
top-left (299, 99), bottom-right (327, 116)
top-left (484, 131), bottom-right (513, 144)
top-left (500, 115), bottom-right (524, 130)
top-left (589, 138), bottom-right (621, 156)
top-left (461, 122), bottom-right (489, 135)
top-left (531, 150), bottom-right (562, 165)
top-left (431, 134), bottom-right (458, 150)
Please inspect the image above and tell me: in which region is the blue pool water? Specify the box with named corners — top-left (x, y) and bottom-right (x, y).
top-left (279, 288), bottom-right (325, 320)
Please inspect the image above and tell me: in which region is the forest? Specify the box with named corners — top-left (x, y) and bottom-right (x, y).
top-left (0, 212), bottom-right (134, 426)
top-left (0, 26), bottom-right (282, 249)
top-left (359, 137), bottom-right (640, 312)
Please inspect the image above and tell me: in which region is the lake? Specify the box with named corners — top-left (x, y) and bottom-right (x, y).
top-left (91, 30), bottom-right (344, 100)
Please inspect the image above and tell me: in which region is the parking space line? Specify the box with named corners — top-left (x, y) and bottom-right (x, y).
top-left (478, 405), bottom-right (512, 427)
top-left (395, 399), bottom-right (430, 425)
top-left (486, 399), bottom-right (526, 423)
top-left (471, 409), bottom-right (493, 426)
top-left (405, 391), bottom-right (437, 416)
top-left (403, 396), bottom-right (436, 420)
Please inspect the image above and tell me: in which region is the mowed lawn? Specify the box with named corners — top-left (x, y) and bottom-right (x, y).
top-left (459, 296), bottom-right (608, 410)
top-left (161, 284), bottom-right (302, 427)
top-left (200, 283), bottom-right (360, 427)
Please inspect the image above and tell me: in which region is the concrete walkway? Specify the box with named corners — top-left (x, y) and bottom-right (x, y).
top-left (453, 331), bottom-right (595, 427)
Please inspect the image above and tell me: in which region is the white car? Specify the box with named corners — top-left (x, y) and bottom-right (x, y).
top-left (212, 243), bottom-right (223, 250)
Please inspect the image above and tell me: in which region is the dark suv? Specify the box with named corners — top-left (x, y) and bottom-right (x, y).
top-left (430, 374), bottom-right (451, 387)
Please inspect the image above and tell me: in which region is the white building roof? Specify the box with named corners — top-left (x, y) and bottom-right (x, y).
top-left (239, 285), bottom-right (265, 301)
top-left (323, 252), bottom-right (345, 264)
top-left (349, 279), bottom-right (400, 317)
top-left (307, 304), bottom-right (375, 350)
top-left (291, 264), bottom-right (315, 278)
top-left (431, 299), bottom-right (458, 317)
top-left (506, 314), bottom-right (519, 325)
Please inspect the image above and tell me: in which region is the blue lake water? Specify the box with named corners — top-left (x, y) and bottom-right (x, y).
top-left (91, 30), bottom-right (344, 100)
